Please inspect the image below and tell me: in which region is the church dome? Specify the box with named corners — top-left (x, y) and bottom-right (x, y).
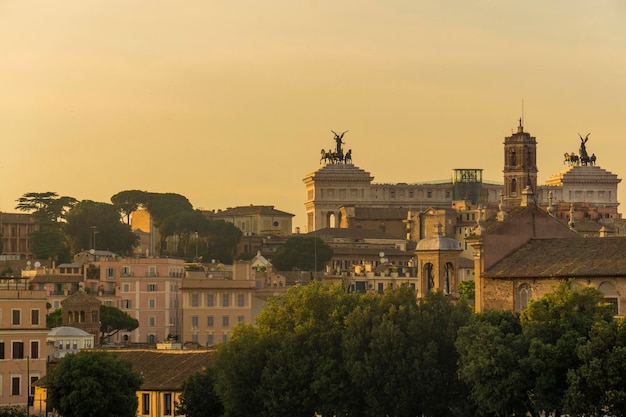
top-left (416, 223), bottom-right (462, 251)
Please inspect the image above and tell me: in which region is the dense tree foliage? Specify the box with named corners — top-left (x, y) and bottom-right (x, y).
top-left (46, 351), bottom-right (142, 417)
top-left (565, 317), bottom-right (626, 416)
top-left (270, 236), bottom-right (333, 272)
top-left (100, 305), bottom-right (139, 342)
top-left (176, 367), bottom-right (224, 417)
top-left (201, 281), bottom-right (624, 417)
top-left (456, 309), bottom-right (533, 416)
top-left (214, 283), bottom-right (470, 417)
top-left (456, 281), bottom-right (616, 417)
top-left (520, 282), bottom-right (614, 416)
top-left (0, 406), bottom-right (29, 417)
top-left (110, 190), bottom-right (147, 224)
top-left (15, 191), bottom-right (77, 262)
top-left (64, 200), bottom-right (138, 255)
top-left (15, 191), bottom-right (77, 222)
top-left (47, 308), bottom-right (63, 328)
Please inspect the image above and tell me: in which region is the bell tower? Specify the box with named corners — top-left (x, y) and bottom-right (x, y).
top-left (503, 119), bottom-right (538, 208)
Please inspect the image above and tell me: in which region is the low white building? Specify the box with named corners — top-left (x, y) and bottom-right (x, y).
top-left (47, 326), bottom-right (94, 360)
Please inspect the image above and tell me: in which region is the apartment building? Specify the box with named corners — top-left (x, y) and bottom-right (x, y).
top-left (0, 282), bottom-right (48, 410)
top-left (86, 256), bottom-right (185, 345)
top-left (180, 260), bottom-right (286, 346)
top-left (0, 212), bottom-right (38, 260)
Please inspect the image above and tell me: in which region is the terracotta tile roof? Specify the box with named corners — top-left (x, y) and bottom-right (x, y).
top-left (351, 207), bottom-right (410, 220)
top-left (305, 228), bottom-right (406, 241)
top-left (30, 275), bottom-right (84, 284)
top-left (112, 350), bottom-right (214, 391)
top-left (205, 206), bottom-right (294, 217)
top-left (485, 237), bottom-right (626, 278)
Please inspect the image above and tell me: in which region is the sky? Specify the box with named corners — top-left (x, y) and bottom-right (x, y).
top-left (1, 1), bottom-right (625, 232)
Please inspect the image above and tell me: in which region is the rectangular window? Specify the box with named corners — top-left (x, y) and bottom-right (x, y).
top-left (207, 334), bottom-right (214, 345)
top-left (30, 376), bottom-right (38, 396)
top-left (164, 393), bottom-right (172, 415)
top-left (149, 299), bottom-right (156, 309)
top-left (12, 342), bottom-right (24, 359)
top-left (148, 284), bottom-right (157, 292)
top-left (31, 309), bottom-right (40, 326)
top-left (31, 341), bottom-right (39, 359)
top-left (237, 315), bottom-right (245, 324)
top-left (104, 300), bottom-right (113, 307)
top-left (142, 393), bottom-right (150, 415)
top-left (222, 333), bottom-right (228, 343)
top-left (149, 317), bottom-right (156, 327)
top-left (149, 266), bottom-right (157, 277)
top-left (207, 316), bottom-right (214, 327)
top-left (427, 191), bottom-right (432, 198)
top-left (12, 309), bottom-right (20, 326)
top-left (222, 294), bottom-right (230, 307)
top-left (191, 293), bottom-right (199, 307)
top-left (123, 283), bottom-right (130, 292)
top-left (12, 376), bottom-right (20, 396)
top-left (207, 293), bottom-right (214, 307)
top-left (191, 316), bottom-right (199, 328)
top-left (222, 316), bottom-right (230, 328)
top-left (121, 266), bottom-right (131, 277)
top-left (192, 334), bottom-right (199, 343)
top-left (0, 341), bottom-right (4, 359)
top-left (237, 294), bottom-right (245, 307)
top-left (106, 267), bottom-right (115, 279)
top-left (121, 299), bottom-right (131, 309)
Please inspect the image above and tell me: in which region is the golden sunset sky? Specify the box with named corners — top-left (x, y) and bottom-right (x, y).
top-left (1, 1), bottom-right (625, 231)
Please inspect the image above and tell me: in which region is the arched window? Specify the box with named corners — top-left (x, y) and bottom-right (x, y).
top-left (511, 178), bottom-right (517, 196)
top-left (68, 311), bottom-right (74, 323)
top-left (510, 150), bottom-right (517, 166)
top-left (517, 283), bottom-right (531, 312)
top-left (443, 262), bottom-right (454, 294)
top-left (328, 212), bottom-right (337, 228)
top-left (424, 263), bottom-right (435, 291)
top-left (80, 311), bottom-right (85, 323)
top-left (599, 281), bottom-right (619, 316)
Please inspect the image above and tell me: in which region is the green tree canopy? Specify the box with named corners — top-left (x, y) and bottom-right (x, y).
top-left (565, 317), bottom-right (626, 416)
top-left (64, 200), bottom-right (138, 255)
top-left (456, 309), bottom-right (533, 416)
top-left (143, 192), bottom-right (194, 255)
top-left (176, 367), bottom-right (224, 417)
top-left (47, 308), bottom-right (63, 328)
top-left (100, 305), bottom-right (139, 342)
top-left (110, 190), bottom-right (148, 225)
top-left (0, 406), bottom-right (29, 417)
top-left (270, 236), bottom-right (333, 272)
top-left (213, 283), bottom-right (471, 417)
top-left (46, 351), bottom-right (142, 417)
top-left (520, 281), bottom-right (614, 416)
top-left (14, 191), bottom-right (77, 262)
top-left (15, 191), bottom-right (77, 222)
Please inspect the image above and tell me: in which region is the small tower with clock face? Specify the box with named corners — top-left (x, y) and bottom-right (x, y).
top-left (503, 118), bottom-right (538, 208)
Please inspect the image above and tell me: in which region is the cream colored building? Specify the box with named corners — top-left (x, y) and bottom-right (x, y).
top-left (303, 164), bottom-right (502, 233)
top-left (0, 283), bottom-right (48, 410)
top-left (180, 260), bottom-right (286, 346)
top-left (203, 205), bottom-right (294, 236)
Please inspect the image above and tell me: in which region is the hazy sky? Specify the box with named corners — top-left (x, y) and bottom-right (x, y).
top-left (1, 1), bottom-right (625, 231)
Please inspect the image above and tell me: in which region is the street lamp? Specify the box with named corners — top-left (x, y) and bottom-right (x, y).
top-left (91, 226), bottom-right (98, 251)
